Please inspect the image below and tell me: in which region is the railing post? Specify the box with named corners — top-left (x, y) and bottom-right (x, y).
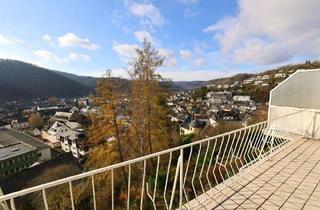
top-left (179, 148), bottom-right (183, 210)
top-left (42, 189), bottom-right (49, 210)
top-left (69, 181), bottom-right (75, 210)
top-left (311, 112), bottom-right (317, 138)
top-left (270, 126), bottom-right (275, 158)
top-left (92, 175), bottom-right (97, 210)
top-left (169, 156), bottom-right (181, 209)
top-left (303, 110), bottom-right (309, 138)
top-left (10, 199), bottom-right (16, 210)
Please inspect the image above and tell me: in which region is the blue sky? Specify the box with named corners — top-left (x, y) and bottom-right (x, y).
top-left (0, 0), bottom-right (319, 81)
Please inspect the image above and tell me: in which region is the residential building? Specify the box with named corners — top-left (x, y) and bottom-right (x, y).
top-left (0, 142), bottom-right (37, 179)
top-left (60, 130), bottom-right (87, 158)
top-left (41, 121), bottom-right (73, 148)
top-left (0, 128), bottom-right (52, 178)
top-left (54, 111), bottom-right (78, 122)
top-left (179, 118), bottom-right (206, 135)
top-left (274, 73), bottom-right (286, 78)
top-left (0, 129), bottom-right (51, 162)
top-left (254, 80), bottom-right (263, 85)
top-left (233, 95), bottom-right (251, 102)
top-left (262, 74), bottom-right (270, 80)
top-left (11, 119), bottom-right (29, 130)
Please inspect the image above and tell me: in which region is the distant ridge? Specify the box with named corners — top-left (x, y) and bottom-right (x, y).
top-left (0, 59), bottom-right (205, 101)
top-left (0, 59), bottom-right (91, 101)
top-left (3, 58), bottom-right (317, 101)
top-left (53, 70), bottom-right (207, 91)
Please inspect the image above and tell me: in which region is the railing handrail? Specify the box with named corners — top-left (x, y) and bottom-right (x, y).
top-left (0, 109), bottom-right (306, 202)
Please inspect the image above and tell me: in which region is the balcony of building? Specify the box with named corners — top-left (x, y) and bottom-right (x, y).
top-left (1, 69), bottom-right (320, 210)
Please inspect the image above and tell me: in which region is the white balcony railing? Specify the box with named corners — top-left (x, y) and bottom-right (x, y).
top-left (0, 110), bottom-right (307, 210)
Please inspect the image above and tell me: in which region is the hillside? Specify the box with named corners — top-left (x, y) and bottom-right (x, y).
top-left (205, 60), bottom-right (320, 102)
top-left (54, 69), bottom-right (204, 91)
top-left (173, 81), bottom-right (206, 90)
top-left (53, 70), bottom-right (99, 90)
top-left (0, 59), bottom-right (91, 101)
top-left (207, 73), bottom-right (253, 86)
top-left (0, 59), bottom-right (202, 102)
top-left (207, 60), bottom-right (320, 86)
top-left (3, 58), bottom-right (318, 102)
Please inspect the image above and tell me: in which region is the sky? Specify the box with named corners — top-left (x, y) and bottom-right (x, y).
top-left (0, 0), bottom-right (320, 81)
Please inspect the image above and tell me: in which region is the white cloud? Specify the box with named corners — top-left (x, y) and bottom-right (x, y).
top-left (34, 50), bottom-right (90, 63)
top-left (111, 9), bottom-right (132, 33)
top-left (204, 0), bottom-right (320, 65)
top-left (0, 34), bottom-right (25, 45)
top-left (158, 48), bottom-right (178, 67)
top-left (129, 3), bottom-right (164, 27)
top-left (64, 53), bottom-right (91, 62)
top-left (179, 0), bottom-right (199, 5)
top-left (180, 50), bottom-right (192, 59)
top-left (184, 9), bottom-right (198, 18)
top-left (34, 50), bottom-right (61, 62)
top-left (9, 37), bottom-right (25, 45)
top-left (112, 43), bottom-right (139, 62)
top-left (134, 31), bottom-right (156, 44)
top-left (58, 33), bottom-right (100, 50)
top-left (42, 34), bottom-right (51, 42)
top-left (41, 33), bottom-right (56, 47)
top-left (112, 41), bottom-right (178, 67)
top-left (0, 34), bottom-right (14, 45)
top-left (180, 44), bottom-right (208, 66)
top-left (193, 57), bottom-right (207, 66)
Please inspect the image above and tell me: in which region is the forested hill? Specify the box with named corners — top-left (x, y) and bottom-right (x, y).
top-left (3, 58), bottom-right (318, 101)
top-left (207, 60), bottom-right (320, 85)
top-left (204, 60), bottom-right (320, 103)
top-left (0, 59), bottom-right (91, 100)
top-left (0, 59), bottom-right (203, 101)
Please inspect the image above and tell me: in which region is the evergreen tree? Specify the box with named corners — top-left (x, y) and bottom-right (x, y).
top-left (129, 39), bottom-right (171, 156)
top-left (86, 70), bottom-right (129, 180)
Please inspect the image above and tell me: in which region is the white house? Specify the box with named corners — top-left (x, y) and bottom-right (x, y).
top-left (42, 122), bottom-right (76, 148)
top-left (11, 119), bottom-right (29, 130)
top-left (274, 73), bottom-right (286, 78)
top-left (262, 75), bottom-right (270, 80)
top-left (254, 80), bottom-right (263, 85)
top-left (233, 95), bottom-right (251, 102)
top-left (61, 131), bottom-right (87, 158)
top-left (70, 136), bottom-right (88, 158)
top-left (54, 112), bottom-right (77, 122)
top-left (243, 78), bottom-right (254, 84)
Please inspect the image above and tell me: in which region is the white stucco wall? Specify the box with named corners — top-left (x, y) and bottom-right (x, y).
top-left (38, 147), bottom-right (51, 162)
top-left (269, 69), bottom-right (320, 139)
